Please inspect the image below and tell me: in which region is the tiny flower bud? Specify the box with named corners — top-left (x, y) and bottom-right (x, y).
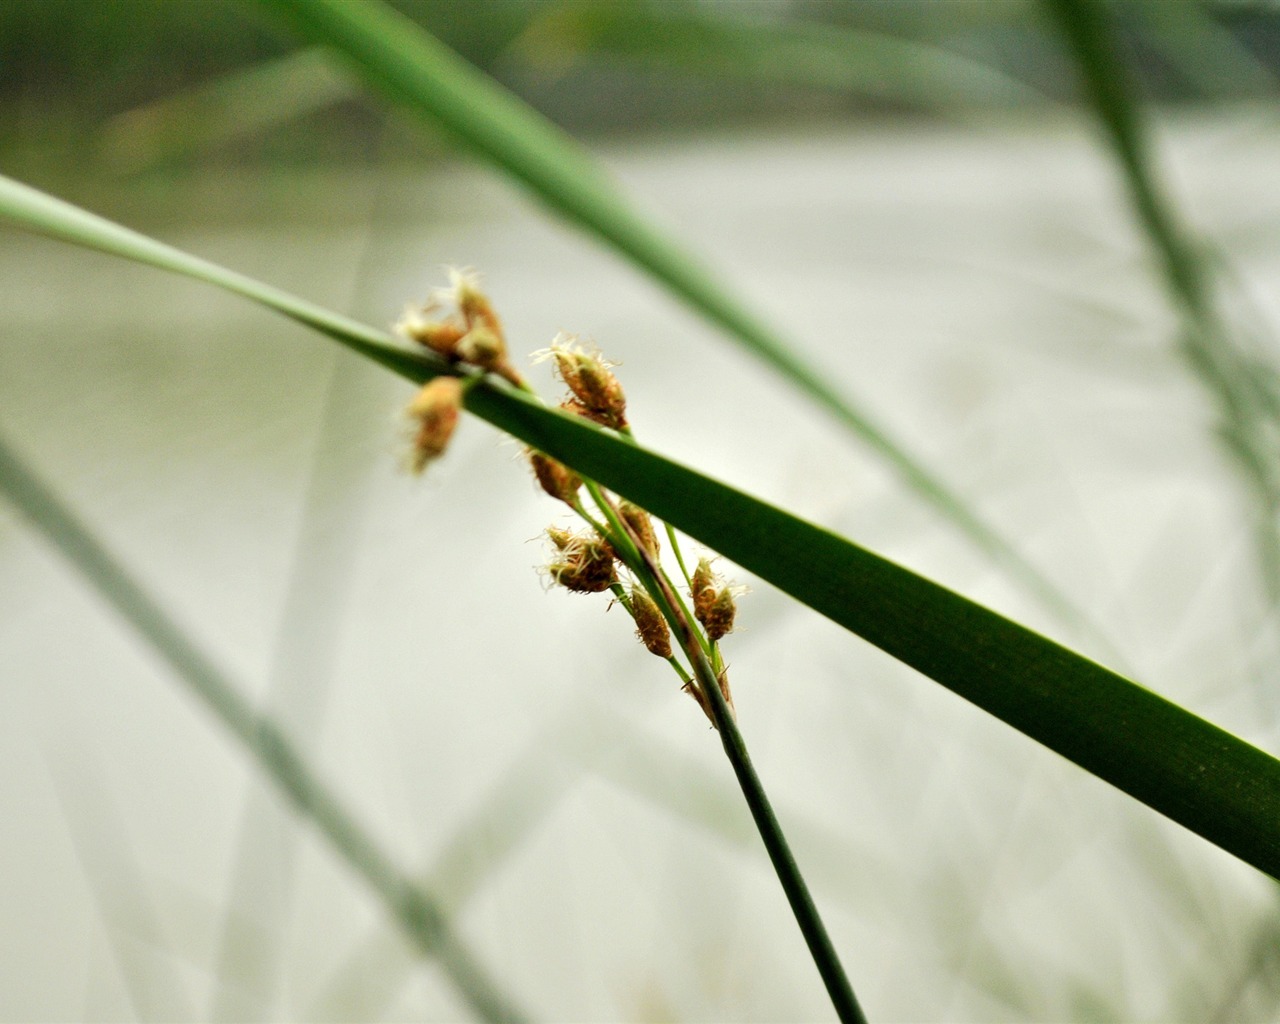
top-left (405, 377), bottom-right (463, 473)
top-left (449, 268), bottom-right (495, 328)
top-left (691, 557), bottom-right (739, 641)
top-left (619, 500), bottom-right (659, 558)
top-left (538, 335), bottom-right (627, 430)
top-left (691, 558), bottom-right (717, 623)
top-left (630, 586), bottom-right (671, 658)
top-left (529, 450), bottom-right (582, 505)
top-left (546, 526), bottom-right (574, 550)
top-left (456, 323), bottom-right (506, 371)
top-left (394, 300), bottom-right (469, 357)
top-left (569, 359), bottom-right (626, 428)
top-left (702, 587), bottom-right (737, 641)
top-left (547, 533), bottom-right (617, 593)
top-left (396, 309), bottom-right (466, 359)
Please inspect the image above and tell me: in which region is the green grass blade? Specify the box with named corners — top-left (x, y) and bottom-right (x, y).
top-left (1042, 0), bottom-right (1209, 316)
top-left (254, 0), bottom-right (1094, 640)
top-left (0, 174), bottom-right (425, 381)
top-left (515, 4), bottom-right (1049, 112)
top-left (1044, 0), bottom-right (1280, 610)
top-left (0, 433), bottom-right (527, 1024)
top-left (480, 390), bottom-right (1280, 881)
top-left (6, 173), bottom-right (1280, 880)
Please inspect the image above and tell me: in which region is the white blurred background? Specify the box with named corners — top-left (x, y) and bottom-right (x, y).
top-left (3, 3), bottom-right (1280, 1020)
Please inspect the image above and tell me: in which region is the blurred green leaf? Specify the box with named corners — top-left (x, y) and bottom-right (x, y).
top-left (98, 48), bottom-right (357, 172)
top-left (513, 2), bottom-right (1049, 112)
top-left (1045, 0), bottom-right (1280, 609)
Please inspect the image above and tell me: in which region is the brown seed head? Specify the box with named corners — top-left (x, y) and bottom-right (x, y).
top-left (540, 335), bottom-right (627, 430)
top-left (451, 271), bottom-right (495, 328)
top-left (405, 377), bottom-right (463, 473)
top-left (619, 501), bottom-right (659, 558)
top-left (529, 450), bottom-right (582, 506)
top-left (571, 360), bottom-right (626, 427)
top-left (702, 587), bottom-right (737, 641)
top-left (547, 533), bottom-right (617, 593)
top-left (629, 586), bottom-right (672, 658)
top-left (395, 306), bottom-right (466, 359)
top-left (456, 323), bottom-right (506, 372)
top-left (691, 557), bottom-right (717, 623)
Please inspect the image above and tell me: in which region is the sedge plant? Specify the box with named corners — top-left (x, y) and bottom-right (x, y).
top-left (396, 267), bottom-right (867, 1023)
top-left (8, 139), bottom-right (1280, 1016)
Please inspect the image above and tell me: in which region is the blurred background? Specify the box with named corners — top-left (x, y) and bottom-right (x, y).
top-left (3, 0), bottom-right (1280, 1020)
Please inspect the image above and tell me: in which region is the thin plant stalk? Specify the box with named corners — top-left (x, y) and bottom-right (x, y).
top-left (575, 476), bottom-right (867, 1023)
top-left (0, 433), bottom-right (527, 1024)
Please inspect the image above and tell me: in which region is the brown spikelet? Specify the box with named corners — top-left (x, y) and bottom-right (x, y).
top-left (543, 337), bottom-right (627, 429)
top-left (702, 588), bottom-right (737, 641)
top-left (405, 377), bottom-right (463, 473)
top-left (529, 450), bottom-right (582, 505)
top-left (405, 318), bottom-right (465, 358)
top-left (630, 587), bottom-right (671, 658)
top-left (570, 359), bottom-right (627, 428)
top-left (619, 501), bottom-right (659, 559)
top-left (456, 323), bottom-right (506, 371)
top-left (691, 558), bottom-right (716, 625)
top-left (547, 534), bottom-right (617, 593)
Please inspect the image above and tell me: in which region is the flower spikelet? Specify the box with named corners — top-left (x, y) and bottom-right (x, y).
top-left (405, 377), bottom-right (463, 473)
top-left (691, 557), bottom-right (717, 624)
top-left (528, 450), bottom-right (582, 506)
top-left (702, 587), bottom-right (737, 641)
top-left (619, 500), bottom-right (659, 558)
top-left (691, 557), bottom-right (738, 641)
top-left (401, 268), bottom-right (524, 386)
top-left (456, 323), bottom-right (507, 374)
top-left (630, 586), bottom-right (671, 658)
top-left (537, 334), bottom-right (627, 429)
top-left (394, 303), bottom-right (465, 359)
top-left (546, 531), bottom-right (617, 593)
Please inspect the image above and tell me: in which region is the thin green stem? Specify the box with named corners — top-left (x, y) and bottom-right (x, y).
top-left (579, 477), bottom-right (865, 1021)
top-left (689, 650), bottom-right (866, 1023)
top-left (569, 496), bottom-right (610, 540)
top-left (0, 434), bottom-right (527, 1024)
top-left (663, 655), bottom-right (695, 687)
top-left (664, 522), bottom-right (694, 590)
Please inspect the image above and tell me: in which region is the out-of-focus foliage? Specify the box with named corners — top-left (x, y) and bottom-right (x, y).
top-left (4, 0), bottom-right (1278, 167)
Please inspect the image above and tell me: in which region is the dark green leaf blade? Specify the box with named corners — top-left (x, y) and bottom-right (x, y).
top-left (481, 389), bottom-right (1280, 880)
top-left (5, 169), bottom-right (1278, 880)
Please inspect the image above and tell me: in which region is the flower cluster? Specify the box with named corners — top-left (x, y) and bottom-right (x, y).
top-left (397, 269), bottom-right (530, 474)
top-left (537, 333), bottom-right (628, 431)
top-left (397, 270), bottom-right (741, 723)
